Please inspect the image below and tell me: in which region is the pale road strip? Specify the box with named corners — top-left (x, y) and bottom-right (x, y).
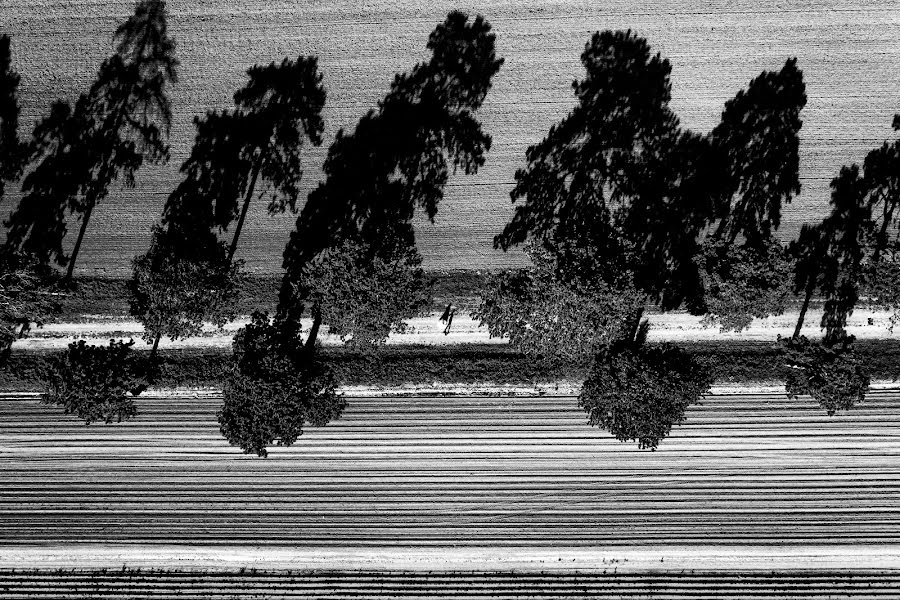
top-left (9, 308), bottom-right (899, 351)
top-left (2, 381), bottom-right (900, 398)
top-left (1, 545), bottom-right (900, 572)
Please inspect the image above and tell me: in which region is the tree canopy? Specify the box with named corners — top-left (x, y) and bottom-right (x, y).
top-left (579, 342), bottom-right (712, 449)
top-left (495, 30), bottom-right (704, 309)
top-left (472, 241), bottom-right (643, 362)
top-left (218, 312), bottom-right (345, 457)
top-left (42, 339), bottom-right (142, 424)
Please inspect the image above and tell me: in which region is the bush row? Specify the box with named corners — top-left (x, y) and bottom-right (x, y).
top-left (4, 339), bottom-right (898, 392)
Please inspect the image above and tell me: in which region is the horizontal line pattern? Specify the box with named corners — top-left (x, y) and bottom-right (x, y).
top-left (2, 1), bottom-right (900, 273)
top-left (0, 391), bottom-right (898, 546)
top-left (1, 570), bottom-right (900, 599)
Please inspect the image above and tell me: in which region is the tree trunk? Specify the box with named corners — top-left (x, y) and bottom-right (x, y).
top-left (305, 309), bottom-right (322, 356)
top-left (227, 155), bottom-right (263, 263)
top-left (793, 278), bottom-right (816, 340)
top-left (64, 201), bottom-right (95, 283)
top-left (149, 331), bottom-right (161, 365)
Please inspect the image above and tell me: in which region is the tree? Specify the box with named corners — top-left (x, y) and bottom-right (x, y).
top-left (781, 334), bottom-right (869, 415)
top-left (693, 59), bottom-right (806, 329)
top-left (484, 31), bottom-right (740, 445)
top-left (579, 342), bottom-right (712, 450)
top-left (218, 312), bottom-right (344, 457)
top-left (695, 236), bottom-right (794, 332)
top-left (472, 241), bottom-right (643, 362)
top-left (495, 30), bottom-right (702, 309)
top-left (129, 54), bottom-right (323, 366)
top-left (0, 252), bottom-right (61, 363)
top-left (280, 11), bottom-right (503, 337)
top-left (841, 114), bottom-right (900, 329)
top-left (288, 241), bottom-right (431, 353)
top-left (42, 339), bottom-right (142, 424)
top-left (128, 223), bottom-right (241, 365)
top-left (0, 34), bottom-right (27, 201)
top-left (4, 0), bottom-right (178, 281)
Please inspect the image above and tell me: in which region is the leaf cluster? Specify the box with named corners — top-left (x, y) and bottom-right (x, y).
top-left (578, 343), bottom-right (712, 450)
top-left (219, 312), bottom-right (345, 457)
top-left (292, 242), bottom-right (432, 351)
top-left (696, 237), bottom-right (794, 332)
top-left (129, 224), bottom-right (242, 344)
top-left (780, 335), bottom-right (870, 415)
top-left (42, 339), bottom-right (142, 424)
top-left (473, 242), bottom-right (643, 362)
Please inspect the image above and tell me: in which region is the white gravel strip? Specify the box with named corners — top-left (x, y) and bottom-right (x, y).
top-left (1, 544), bottom-right (898, 572)
top-left (3, 381), bottom-right (898, 399)
top-left (10, 309), bottom-right (899, 351)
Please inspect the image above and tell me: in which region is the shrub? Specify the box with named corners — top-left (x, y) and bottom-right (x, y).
top-left (129, 225), bottom-right (243, 346)
top-left (473, 242), bottom-right (643, 362)
top-left (42, 339), bottom-right (141, 424)
top-left (578, 343), bottom-right (712, 450)
top-left (0, 252), bottom-right (61, 362)
top-left (781, 335), bottom-right (870, 415)
top-left (219, 313), bottom-right (345, 457)
top-left (294, 241), bottom-right (432, 351)
top-left (696, 237), bottom-right (794, 332)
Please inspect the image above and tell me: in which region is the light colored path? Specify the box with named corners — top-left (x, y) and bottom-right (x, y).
top-left (10, 308), bottom-right (900, 350)
top-left (2, 544), bottom-right (900, 572)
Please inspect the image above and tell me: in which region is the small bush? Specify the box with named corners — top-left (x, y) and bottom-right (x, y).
top-left (42, 339), bottom-right (142, 424)
top-left (473, 242), bottom-right (643, 362)
top-left (696, 237), bottom-right (794, 332)
top-left (781, 335), bottom-right (870, 415)
top-left (0, 252), bottom-right (61, 362)
top-left (579, 343), bottom-right (712, 450)
top-left (219, 313), bottom-right (345, 457)
top-left (293, 242), bottom-right (432, 351)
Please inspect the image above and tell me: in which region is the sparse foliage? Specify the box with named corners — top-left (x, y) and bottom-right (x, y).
top-left (129, 224), bottom-right (241, 349)
top-left (579, 343), bottom-right (712, 450)
top-left (42, 339), bottom-right (142, 424)
top-left (473, 242), bottom-right (643, 362)
top-left (0, 252), bottom-right (61, 361)
top-left (291, 241), bottom-right (431, 351)
top-left (781, 335), bottom-right (870, 415)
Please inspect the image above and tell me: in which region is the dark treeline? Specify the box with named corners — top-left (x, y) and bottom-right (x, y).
top-left (0, 1), bottom-right (896, 454)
